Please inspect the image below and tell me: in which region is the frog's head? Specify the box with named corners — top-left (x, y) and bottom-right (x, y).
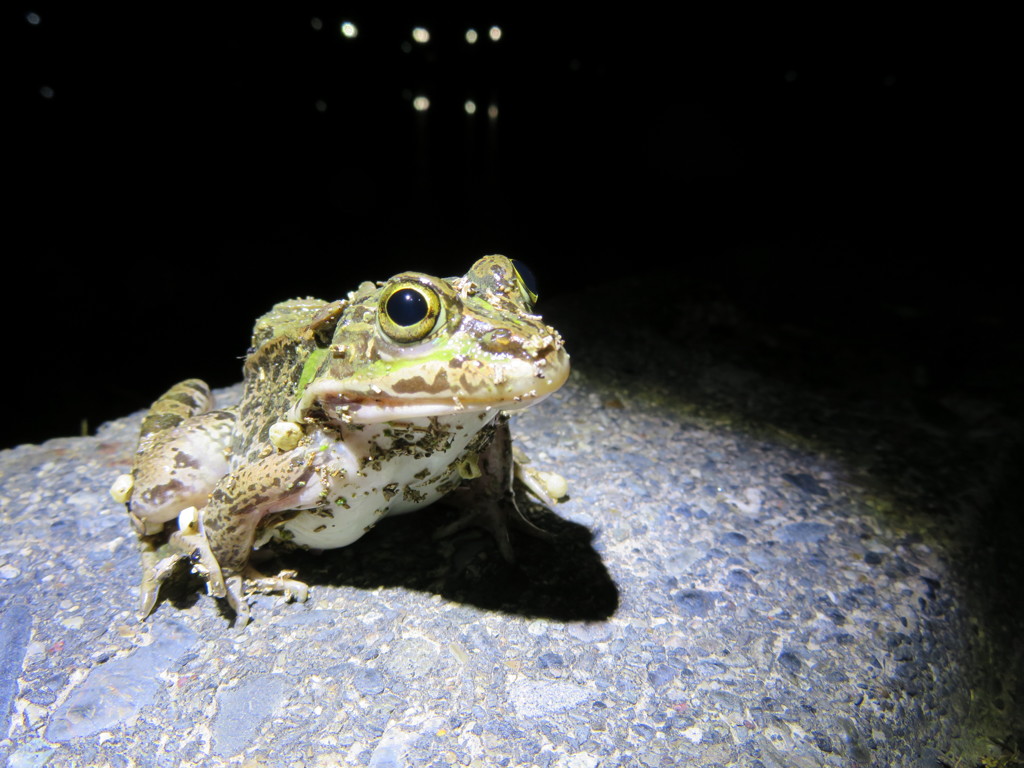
top-left (289, 255), bottom-right (570, 425)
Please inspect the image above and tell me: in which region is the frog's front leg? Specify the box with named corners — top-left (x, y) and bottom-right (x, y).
top-left (442, 417), bottom-right (567, 559)
top-left (193, 446), bottom-right (327, 623)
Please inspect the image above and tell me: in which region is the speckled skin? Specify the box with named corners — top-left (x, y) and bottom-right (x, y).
top-left (113, 256), bottom-right (569, 624)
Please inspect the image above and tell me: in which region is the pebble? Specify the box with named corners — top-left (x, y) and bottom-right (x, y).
top-left (672, 589), bottom-right (719, 618)
top-left (353, 667), bottom-right (386, 696)
top-left (508, 680), bottom-right (592, 718)
top-left (779, 521), bottom-right (833, 544)
top-left (0, 564), bottom-right (20, 579)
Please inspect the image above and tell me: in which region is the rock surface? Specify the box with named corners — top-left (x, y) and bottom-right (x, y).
top-left (1, 282), bottom-right (1020, 767)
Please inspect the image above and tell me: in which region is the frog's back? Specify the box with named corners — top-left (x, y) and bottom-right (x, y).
top-left (233, 298), bottom-right (343, 462)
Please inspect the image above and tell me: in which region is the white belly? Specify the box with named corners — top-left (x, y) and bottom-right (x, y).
top-left (269, 411), bottom-right (496, 549)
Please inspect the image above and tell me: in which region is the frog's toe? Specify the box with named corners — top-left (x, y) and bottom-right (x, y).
top-left (138, 565), bottom-right (174, 620)
top-left (223, 574), bottom-right (251, 627)
top-left (157, 530), bottom-right (227, 600)
top-left (137, 540), bottom-right (191, 620)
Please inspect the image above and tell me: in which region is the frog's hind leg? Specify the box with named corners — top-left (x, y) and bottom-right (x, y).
top-left (110, 379), bottom-right (237, 619)
top-left (136, 523), bottom-right (221, 619)
top-left (118, 379), bottom-right (236, 535)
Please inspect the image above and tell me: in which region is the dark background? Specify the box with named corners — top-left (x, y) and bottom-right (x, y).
top-left (7, 7), bottom-right (1006, 448)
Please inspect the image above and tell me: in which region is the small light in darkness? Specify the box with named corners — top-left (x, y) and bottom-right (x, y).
top-left (412, 27), bottom-right (430, 44)
top-left (464, 100), bottom-right (477, 115)
top-left (465, 28), bottom-right (478, 44)
top-left (26, 12), bottom-right (41, 24)
top-left (413, 96), bottom-right (430, 112)
top-left (487, 104), bottom-right (499, 119)
top-left (310, 17), bottom-right (322, 31)
top-left (489, 26), bottom-right (502, 41)
top-left (40, 85), bottom-right (54, 99)
top-left (340, 21), bottom-right (358, 38)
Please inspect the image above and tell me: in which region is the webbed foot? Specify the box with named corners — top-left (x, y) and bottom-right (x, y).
top-left (137, 509), bottom-right (230, 620)
top-left (220, 568), bottom-right (308, 629)
top-left (512, 444), bottom-right (569, 505)
top-left (244, 565), bottom-right (310, 604)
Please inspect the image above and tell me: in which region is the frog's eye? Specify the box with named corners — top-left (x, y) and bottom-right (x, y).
top-left (378, 281), bottom-right (441, 342)
top-left (511, 259), bottom-right (539, 305)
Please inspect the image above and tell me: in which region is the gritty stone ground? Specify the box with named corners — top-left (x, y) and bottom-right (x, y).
top-left (1, 277), bottom-right (1021, 767)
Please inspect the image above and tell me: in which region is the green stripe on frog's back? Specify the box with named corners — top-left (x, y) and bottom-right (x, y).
top-left (235, 299), bottom-right (340, 460)
top-left (296, 347), bottom-right (330, 395)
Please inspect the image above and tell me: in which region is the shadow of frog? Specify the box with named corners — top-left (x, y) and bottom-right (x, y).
top-left (270, 497), bottom-right (618, 622)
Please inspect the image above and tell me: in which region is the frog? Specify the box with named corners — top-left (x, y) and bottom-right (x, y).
top-left (109, 255), bottom-right (570, 625)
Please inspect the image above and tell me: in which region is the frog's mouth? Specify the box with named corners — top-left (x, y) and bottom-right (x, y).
top-left (289, 351), bottom-right (569, 425)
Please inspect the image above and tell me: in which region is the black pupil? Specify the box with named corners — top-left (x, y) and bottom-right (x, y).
top-left (387, 288), bottom-right (428, 326)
